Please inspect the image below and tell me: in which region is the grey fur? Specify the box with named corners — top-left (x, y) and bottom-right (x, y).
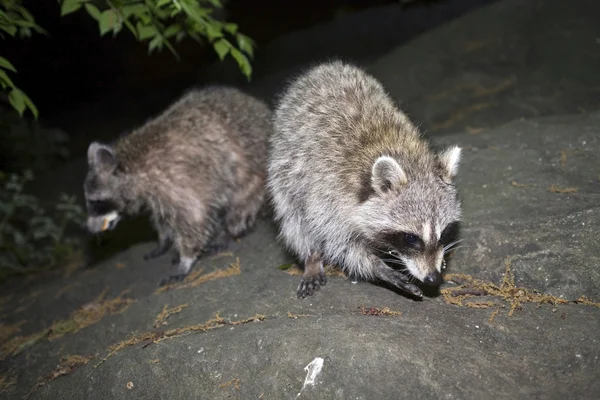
top-left (84, 85), bottom-right (272, 285)
top-left (267, 61), bottom-right (462, 299)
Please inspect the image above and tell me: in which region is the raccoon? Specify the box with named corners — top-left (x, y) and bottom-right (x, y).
top-left (267, 61), bottom-right (462, 299)
top-left (84, 85), bottom-right (272, 285)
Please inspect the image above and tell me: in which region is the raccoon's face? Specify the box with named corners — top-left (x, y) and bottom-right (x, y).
top-left (358, 146), bottom-right (462, 287)
top-left (84, 142), bottom-right (125, 234)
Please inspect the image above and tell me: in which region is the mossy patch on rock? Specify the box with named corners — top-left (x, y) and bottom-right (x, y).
top-left (441, 256), bottom-right (600, 318)
top-left (155, 258), bottom-right (241, 293)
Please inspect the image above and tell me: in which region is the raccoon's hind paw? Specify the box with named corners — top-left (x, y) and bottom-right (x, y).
top-left (158, 255), bottom-right (195, 286)
top-left (200, 232), bottom-right (232, 257)
top-left (296, 273), bottom-right (327, 299)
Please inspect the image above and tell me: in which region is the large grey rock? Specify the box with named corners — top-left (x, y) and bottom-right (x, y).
top-left (368, 0), bottom-right (600, 135)
top-left (1, 111), bottom-right (599, 400)
top-left (2, 0), bottom-right (600, 398)
top-left (438, 112), bottom-right (600, 299)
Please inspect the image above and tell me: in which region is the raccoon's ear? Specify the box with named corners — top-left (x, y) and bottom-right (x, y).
top-left (88, 142), bottom-right (117, 174)
top-left (371, 156), bottom-right (407, 194)
top-left (438, 146), bottom-right (461, 182)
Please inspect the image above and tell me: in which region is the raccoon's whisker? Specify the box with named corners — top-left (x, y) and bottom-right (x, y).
top-left (380, 258), bottom-right (403, 263)
top-left (381, 259), bottom-right (407, 267)
top-left (443, 239), bottom-right (464, 251)
top-left (443, 246), bottom-right (467, 255)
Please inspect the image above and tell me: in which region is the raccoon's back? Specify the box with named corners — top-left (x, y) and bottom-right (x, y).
top-left (117, 86), bottom-right (271, 175)
top-left (269, 61), bottom-right (418, 206)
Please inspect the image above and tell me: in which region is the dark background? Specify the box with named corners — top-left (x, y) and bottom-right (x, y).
top-left (2, 0), bottom-right (491, 117)
top-left (3, 0), bottom-right (401, 115)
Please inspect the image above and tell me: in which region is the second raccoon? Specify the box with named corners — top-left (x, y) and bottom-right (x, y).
top-left (84, 86), bottom-right (272, 285)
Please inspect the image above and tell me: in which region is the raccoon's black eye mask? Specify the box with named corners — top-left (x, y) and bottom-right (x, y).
top-left (372, 231), bottom-right (423, 259)
top-left (87, 199), bottom-right (118, 215)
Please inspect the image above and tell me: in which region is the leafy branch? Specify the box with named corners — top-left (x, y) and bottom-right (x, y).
top-left (0, 0), bottom-right (46, 118)
top-left (59, 0), bottom-right (255, 79)
top-left (0, 170), bottom-right (86, 279)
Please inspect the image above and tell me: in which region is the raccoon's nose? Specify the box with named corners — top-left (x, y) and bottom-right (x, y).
top-left (423, 271), bottom-right (442, 286)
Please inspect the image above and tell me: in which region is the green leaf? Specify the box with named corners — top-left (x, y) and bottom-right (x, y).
top-left (8, 88), bottom-right (26, 116)
top-left (212, 38), bottom-right (230, 61)
top-left (112, 21), bottom-right (122, 37)
top-left (236, 33), bottom-right (254, 58)
top-left (20, 90), bottom-right (39, 119)
top-left (178, 0), bottom-right (204, 24)
top-left (205, 23), bottom-right (222, 40)
top-left (0, 24), bottom-right (18, 37)
top-left (157, 0), bottom-right (171, 7)
top-left (139, 12), bottom-right (152, 25)
top-left (0, 56), bottom-right (17, 73)
top-left (224, 23), bottom-right (238, 34)
top-left (60, 0), bottom-right (83, 17)
top-left (230, 47), bottom-right (252, 79)
top-left (0, 68), bottom-right (15, 89)
top-left (121, 4), bottom-right (147, 18)
top-left (84, 3), bottom-right (102, 21)
top-left (277, 263), bottom-right (294, 270)
top-left (207, 0), bottom-right (223, 7)
top-left (136, 22), bottom-right (156, 40)
top-left (99, 9), bottom-right (117, 36)
top-left (163, 24), bottom-right (180, 38)
top-left (148, 35), bottom-right (163, 53)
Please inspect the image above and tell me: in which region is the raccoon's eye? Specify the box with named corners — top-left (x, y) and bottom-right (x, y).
top-left (404, 234), bottom-right (419, 245)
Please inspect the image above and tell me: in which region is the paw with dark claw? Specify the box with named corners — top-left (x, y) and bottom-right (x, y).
top-left (158, 273), bottom-right (187, 287)
top-left (296, 272), bottom-right (327, 299)
top-left (394, 279), bottom-right (423, 298)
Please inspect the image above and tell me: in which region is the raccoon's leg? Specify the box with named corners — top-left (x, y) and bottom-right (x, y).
top-left (144, 229), bottom-right (173, 260)
top-left (225, 175), bottom-right (264, 238)
top-left (372, 263), bottom-right (423, 299)
top-left (159, 255), bottom-right (197, 286)
top-left (297, 252), bottom-right (328, 299)
top-left (144, 218), bottom-right (174, 261)
top-left (158, 215), bottom-right (220, 286)
top-left (200, 228), bottom-right (231, 257)
top-left (159, 244), bottom-right (198, 286)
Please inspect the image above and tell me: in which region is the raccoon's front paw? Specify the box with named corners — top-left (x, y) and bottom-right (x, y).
top-left (158, 273), bottom-right (187, 287)
top-left (394, 279), bottom-right (423, 299)
top-left (297, 273), bottom-right (327, 299)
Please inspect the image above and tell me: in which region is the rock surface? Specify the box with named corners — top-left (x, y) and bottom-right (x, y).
top-left (368, 0), bottom-right (600, 135)
top-left (1, 0), bottom-right (599, 399)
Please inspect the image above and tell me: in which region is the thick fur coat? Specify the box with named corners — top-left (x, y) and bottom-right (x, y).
top-left (85, 85), bottom-right (272, 284)
top-left (267, 61), bottom-right (462, 299)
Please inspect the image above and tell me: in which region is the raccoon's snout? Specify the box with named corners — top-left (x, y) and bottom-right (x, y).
top-left (86, 211), bottom-right (121, 233)
top-left (423, 270), bottom-right (442, 286)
